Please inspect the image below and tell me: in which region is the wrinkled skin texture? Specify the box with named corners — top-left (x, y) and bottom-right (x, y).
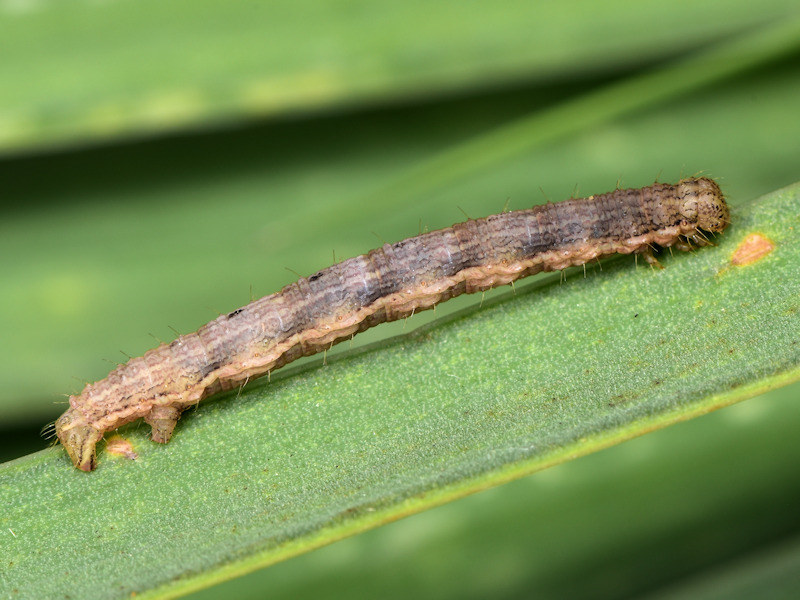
top-left (56, 178), bottom-right (729, 471)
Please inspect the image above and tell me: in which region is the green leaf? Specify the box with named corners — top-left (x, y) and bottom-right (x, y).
top-left (3, 3), bottom-right (800, 599)
top-left (2, 181), bottom-right (798, 599)
top-left (186, 385), bottom-right (800, 600)
top-left (3, 11), bottom-right (800, 424)
top-left (0, 0), bottom-right (797, 153)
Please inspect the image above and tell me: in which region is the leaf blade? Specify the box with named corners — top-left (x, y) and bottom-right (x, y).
top-left (2, 0), bottom-right (797, 153)
top-left (2, 182), bottom-right (798, 599)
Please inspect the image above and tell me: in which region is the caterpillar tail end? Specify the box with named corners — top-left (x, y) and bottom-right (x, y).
top-left (55, 408), bottom-right (102, 471)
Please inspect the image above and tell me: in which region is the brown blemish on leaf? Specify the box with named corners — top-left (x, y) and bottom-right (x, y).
top-left (731, 233), bottom-right (775, 266)
top-left (105, 436), bottom-right (138, 461)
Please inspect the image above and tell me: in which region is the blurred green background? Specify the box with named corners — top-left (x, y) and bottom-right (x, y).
top-left (2, 0), bottom-right (799, 598)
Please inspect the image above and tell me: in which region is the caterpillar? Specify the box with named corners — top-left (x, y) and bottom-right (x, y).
top-left (55, 177), bottom-right (729, 470)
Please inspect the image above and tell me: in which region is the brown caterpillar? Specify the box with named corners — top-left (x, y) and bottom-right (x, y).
top-left (55, 177), bottom-right (729, 471)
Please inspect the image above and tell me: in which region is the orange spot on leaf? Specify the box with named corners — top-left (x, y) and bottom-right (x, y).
top-left (731, 234), bottom-right (774, 266)
top-left (105, 436), bottom-right (138, 461)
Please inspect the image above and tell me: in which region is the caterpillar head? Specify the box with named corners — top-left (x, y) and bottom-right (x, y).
top-left (679, 177), bottom-right (730, 233)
